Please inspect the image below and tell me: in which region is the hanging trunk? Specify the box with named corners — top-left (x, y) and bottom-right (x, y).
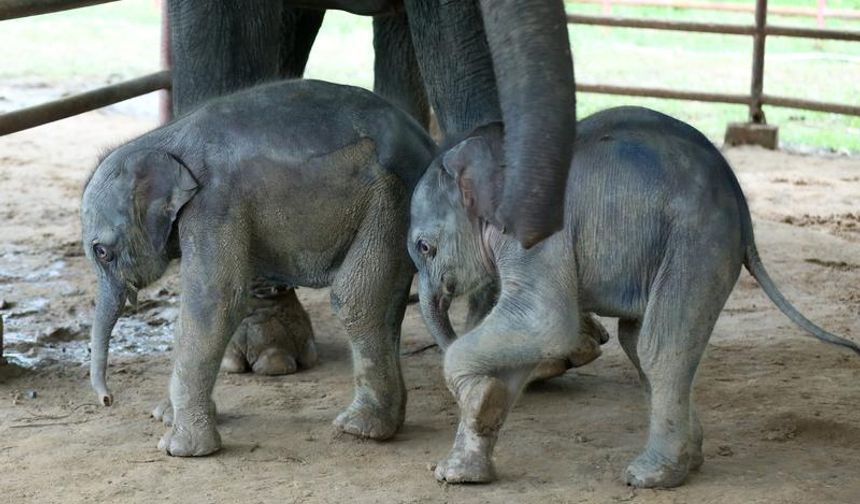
top-left (90, 277), bottom-right (126, 406)
top-left (418, 277), bottom-right (457, 351)
top-left (479, 0), bottom-right (576, 248)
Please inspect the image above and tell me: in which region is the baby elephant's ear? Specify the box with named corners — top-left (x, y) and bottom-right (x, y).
top-left (130, 150), bottom-right (199, 253)
top-left (442, 136), bottom-right (504, 226)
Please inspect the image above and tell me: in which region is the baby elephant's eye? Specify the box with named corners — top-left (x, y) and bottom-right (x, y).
top-left (93, 243), bottom-right (114, 262)
top-left (417, 239), bottom-right (436, 258)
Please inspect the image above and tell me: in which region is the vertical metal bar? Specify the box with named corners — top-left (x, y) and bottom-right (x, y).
top-left (750, 0), bottom-right (768, 123)
top-left (159, 0), bottom-right (172, 123)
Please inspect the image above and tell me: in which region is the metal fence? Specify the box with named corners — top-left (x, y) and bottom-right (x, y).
top-left (0, 0), bottom-right (170, 136)
top-left (0, 0), bottom-right (858, 139)
top-left (569, 0), bottom-right (860, 124)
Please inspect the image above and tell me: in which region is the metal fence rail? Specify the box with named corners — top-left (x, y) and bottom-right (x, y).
top-left (568, 0), bottom-right (860, 124)
top-left (0, 71), bottom-right (171, 136)
top-left (574, 0), bottom-right (860, 23)
top-left (0, 0), bottom-right (858, 142)
top-left (0, 0), bottom-right (170, 136)
top-left (0, 0), bottom-right (116, 21)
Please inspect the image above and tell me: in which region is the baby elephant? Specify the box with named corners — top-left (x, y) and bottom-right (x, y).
top-left (81, 79), bottom-right (436, 455)
top-left (408, 107), bottom-right (860, 487)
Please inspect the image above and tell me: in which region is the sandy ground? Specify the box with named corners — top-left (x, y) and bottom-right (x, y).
top-left (0, 111), bottom-right (859, 504)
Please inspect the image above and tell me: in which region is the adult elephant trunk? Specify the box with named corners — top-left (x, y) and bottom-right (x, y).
top-left (90, 277), bottom-right (126, 407)
top-left (479, 0), bottom-right (576, 249)
top-left (418, 277), bottom-right (457, 351)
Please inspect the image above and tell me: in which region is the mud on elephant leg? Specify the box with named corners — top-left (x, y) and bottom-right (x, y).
top-left (221, 286), bottom-right (317, 375)
top-left (434, 374), bottom-right (509, 483)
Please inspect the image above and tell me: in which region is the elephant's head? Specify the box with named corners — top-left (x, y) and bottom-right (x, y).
top-left (80, 148), bottom-right (198, 406)
top-left (408, 124), bottom-right (504, 350)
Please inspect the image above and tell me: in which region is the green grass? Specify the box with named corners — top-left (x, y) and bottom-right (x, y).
top-left (0, 0), bottom-right (160, 80)
top-left (1, 0), bottom-right (858, 152)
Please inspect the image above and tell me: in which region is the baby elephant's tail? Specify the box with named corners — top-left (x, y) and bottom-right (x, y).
top-left (745, 245), bottom-right (860, 355)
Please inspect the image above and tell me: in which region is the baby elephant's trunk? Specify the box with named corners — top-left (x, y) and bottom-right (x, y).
top-left (418, 278), bottom-right (458, 351)
top-left (90, 278), bottom-right (126, 406)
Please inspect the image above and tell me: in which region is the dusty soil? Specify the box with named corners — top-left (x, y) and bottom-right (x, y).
top-left (1, 111), bottom-right (859, 504)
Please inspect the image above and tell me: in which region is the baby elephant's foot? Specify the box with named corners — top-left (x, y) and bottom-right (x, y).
top-left (529, 358), bottom-right (570, 382)
top-left (529, 313), bottom-right (609, 382)
top-left (333, 398), bottom-right (403, 440)
top-left (624, 448), bottom-right (691, 488)
top-left (222, 287), bottom-right (317, 375)
top-left (567, 313), bottom-right (608, 367)
top-left (434, 429), bottom-right (497, 484)
top-left (158, 420), bottom-right (222, 457)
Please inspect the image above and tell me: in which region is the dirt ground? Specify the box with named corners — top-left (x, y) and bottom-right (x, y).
top-left (0, 111), bottom-right (858, 504)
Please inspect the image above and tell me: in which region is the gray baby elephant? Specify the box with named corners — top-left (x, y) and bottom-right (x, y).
top-left (81, 79), bottom-right (435, 455)
top-left (408, 107), bottom-right (860, 487)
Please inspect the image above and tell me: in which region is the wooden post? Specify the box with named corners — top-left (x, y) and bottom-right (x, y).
top-left (159, 0), bottom-right (172, 123)
top-left (750, 0), bottom-right (767, 124)
top-left (724, 0), bottom-right (778, 148)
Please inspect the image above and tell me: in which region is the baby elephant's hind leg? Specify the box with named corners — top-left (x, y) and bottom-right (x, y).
top-left (329, 196), bottom-right (411, 440)
top-left (623, 261), bottom-right (733, 488)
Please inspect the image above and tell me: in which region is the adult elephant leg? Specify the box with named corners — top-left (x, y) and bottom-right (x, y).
top-left (404, 0), bottom-right (501, 140)
top-left (373, 12), bottom-right (430, 129)
top-left (279, 7), bottom-right (326, 78)
top-left (167, 0), bottom-right (285, 115)
top-left (220, 286), bottom-right (318, 376)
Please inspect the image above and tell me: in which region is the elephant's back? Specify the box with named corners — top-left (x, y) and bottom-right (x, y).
top-left (568, 106), bottom-right (745, 230)
top-left (177, 79), bottom-right (435, 190)
top-left (567, 107), bottom-right (747, 317)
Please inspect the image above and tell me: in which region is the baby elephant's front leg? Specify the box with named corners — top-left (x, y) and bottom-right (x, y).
top-left (434, 308), bottom-right (577, 483)
top-left (434, 373), bottom-right (511, 483)
top-left (159, 270), bottom-right (243, 456)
